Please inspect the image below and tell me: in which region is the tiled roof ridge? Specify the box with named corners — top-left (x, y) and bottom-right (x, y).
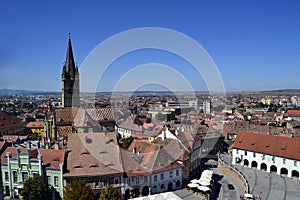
top-left (232, 131), bottom-right (300, 161)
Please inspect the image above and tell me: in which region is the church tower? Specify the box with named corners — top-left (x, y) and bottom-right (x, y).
top-left (61, 34), bottom-right (80, 107)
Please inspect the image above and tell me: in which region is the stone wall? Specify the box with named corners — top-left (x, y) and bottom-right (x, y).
top-left (218, 157), bottom-right (249, 193)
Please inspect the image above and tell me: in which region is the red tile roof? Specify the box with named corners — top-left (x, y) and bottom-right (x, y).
top-left (1, 147), bottom-right (65, 169)
top-left (128, 140), bottom-right (159, 154)
top-left (39, 149), bottom-right (65, 169)
top-left (2, 135), bottom-right (29, 143)
top-left (64, 133), bottom-right (123, 177)
top-left (58, 126), bottom-right (72, 137)
top-left (26, 121), bottom-right (44, 129)
top-left (55, 107), bottom-right (78, 125)
top-left (0, 111), bottom-right (22, 128)
top-left (231, 132), bottom-right (300, 161)
top-left (86, 108), bottom-right (114, 121)
top-left (287, 110), bottom-right (300, 117)
top-left (1, 147), bottom-right (39, 164)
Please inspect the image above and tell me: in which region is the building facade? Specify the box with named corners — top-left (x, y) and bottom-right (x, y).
top-left (1, 146), bottom-right (65, 198)
top-left (231, 132), bottom-right (300, 180)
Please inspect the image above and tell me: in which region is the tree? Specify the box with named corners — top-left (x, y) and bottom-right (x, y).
top-left (63, 179), bottom-right (92, 200)
top-left (99, 185), bottom-right (118, 200)
top-left (31, 131), bottom-right (39, 140)
top-left (122, 136), bottom-right (133, 149)
top-left (20, 175), bottom-right (52, 200)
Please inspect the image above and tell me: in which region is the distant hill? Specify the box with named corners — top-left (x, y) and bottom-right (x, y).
top-left (226, 89), bottom-right (300, 96)
top-left (0, 89), bottom-right (60, 96)
top-left (1, 88), bottom-right (300, 96)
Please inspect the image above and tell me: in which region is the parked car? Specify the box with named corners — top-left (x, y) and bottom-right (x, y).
top-left (228, 184), bottom-right (235, 190)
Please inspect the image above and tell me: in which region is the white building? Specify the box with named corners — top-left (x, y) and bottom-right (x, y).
top-left (203, 100), bottom-right (211, 114)
top-left (231, 132), bottom-right (300, 179)
top-left (117, 117), bottom-right (143, 138)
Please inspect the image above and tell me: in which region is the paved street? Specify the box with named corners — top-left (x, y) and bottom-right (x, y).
top-left (134, 154), bottom-right (300, 200)
top-left (211, 168), bottom-right (244, 200)
top-left (221, 154), bottom-right (300, 200)
top-left (134, 167), bottom-right (243, 200)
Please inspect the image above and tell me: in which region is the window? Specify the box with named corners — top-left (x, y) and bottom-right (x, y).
top-left (32, 172), bottom-right (38, 176)
top-left (22, 172), bottom-right (28, 182)
top-left (294, 161), bottom-right (297, 166)
top-left (54, 176), bottom-right (59, 187)
top-left (253, 152), bottom-right (256, 157)
top-left (283, 158), bottom-right (286, 164)
top-left (114, 177), bottom-right (120, 185)
top-left (169, 171), bottom-right (173, 178)
top-left (154, 175), bottom-right (157, 182)
top-left (160, 173), bottom-right (164, 180)
top-left (5, 172), bottom-right (9, 181)
top-left (245, 151), bottom-right (247, 156)
top-left (47, 176), bottom-right (51, 185)
top-left (262, 154), bottom-right (265, 160)
top-left (103, 179), bottom-right (108, 186)
top-left (13, 171), bottom-right (17, 183)
top-left (176, 170), bottom-right (179, 176)
top-left (144, 175), bottom-right (148, 183)
top-left (272, 156), bottom-right (275, 163)
top-left (236, 149), bottom-right (239, 154)
top-left (136, 177), bottom-right (139, 184)
top-left (127, 178), bottom-right (131, 185)
top-left (95, 180), bottom-right (100, 188)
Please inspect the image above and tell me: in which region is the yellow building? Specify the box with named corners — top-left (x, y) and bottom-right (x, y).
top-left (26, 121), bottom-right (45, 137)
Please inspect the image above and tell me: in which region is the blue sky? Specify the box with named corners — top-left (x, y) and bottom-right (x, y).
top-left (0, 0), bottom-right (300, 92)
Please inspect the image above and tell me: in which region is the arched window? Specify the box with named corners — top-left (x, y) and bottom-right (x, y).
top-left (251, 161), bottom-right (258, 168)
top-left (280, 168), bottom-right (288, 176)
top-left (270, 165), bottom-right (277, 173)
top-left (260, 163), bottom-right (267, 171)
top-left (292, 170), bottom-right (299, 178)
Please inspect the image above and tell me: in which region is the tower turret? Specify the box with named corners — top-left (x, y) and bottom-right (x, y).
top-left (61, 33), bottom-right (80, 107)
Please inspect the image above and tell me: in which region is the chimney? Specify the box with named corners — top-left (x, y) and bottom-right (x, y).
top-left (54, 142), bottom-right (60, 150)
top-left (26, 141), bottom-right (31, 149)
top-left (137, 151), bottom-right (141, 164)
top-left (41, 137), bottom-right (45, 147)
top-left (162, 130), bottom-right (166, 140)
top-left (45, 142), bottom-right (49, 149)
top-left (6, 152), bottom-right (11, 159)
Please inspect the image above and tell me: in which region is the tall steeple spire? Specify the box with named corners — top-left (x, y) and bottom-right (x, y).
top-left (61, 33), bottom-right (80, 107)
top-left (64, 33), bottom-right (76, 79)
